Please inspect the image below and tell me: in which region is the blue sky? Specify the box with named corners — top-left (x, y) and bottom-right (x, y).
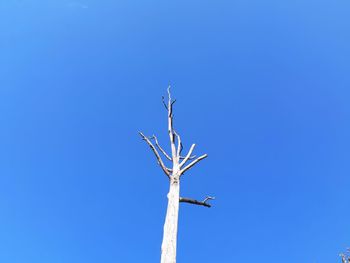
top-left (0, 0), bottom-right (349, 262)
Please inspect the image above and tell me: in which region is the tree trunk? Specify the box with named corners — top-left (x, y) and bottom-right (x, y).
top-left (139, 88), bottom-right (210, 263)
top-left (161, 177), bottom-right (180, 263)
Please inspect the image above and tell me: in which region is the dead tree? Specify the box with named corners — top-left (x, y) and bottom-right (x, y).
top-left (139, 87), bottom-right (214, 263)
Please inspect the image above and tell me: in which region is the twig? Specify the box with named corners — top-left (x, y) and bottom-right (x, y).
top-left (203, 196), bottom-right (215, 203)
top-left (162, 96), bottom-right (168, 111)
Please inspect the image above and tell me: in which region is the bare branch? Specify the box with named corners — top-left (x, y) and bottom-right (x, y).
top-left (166, 86), bottom-right (177, 159)
top-left (174, 130), bottom-right (183, 158)
top-left (167, 86), bottom-right (172, 116)
top-left (161, 96), bottom-right (168, 111)
top-left (167, 86), bottom-right (172, 102)
top-left (139, 132), bottom-right (171, 178)
top-left (179, 144), bottom-right (196, 167)
top-left (180, 154), bottom-right (208, 175)
top-left (151, 135), bottom-right (172, 161)
top-left (180, 155), bottom-right (196, 160)
top-left (179, 196), bottom-right (215, 208)
top-left (203, 196), bottom-right (215, 203)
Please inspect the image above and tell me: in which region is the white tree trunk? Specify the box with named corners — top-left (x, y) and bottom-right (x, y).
top-left (139, 88), bottom-right (210, 263)
top-left (161, 178), bottom-right (180, 263)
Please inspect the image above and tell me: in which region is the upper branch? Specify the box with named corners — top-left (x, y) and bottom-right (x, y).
top-left (180, 155), bottom-right (196, 160)
top-left (161, 96), bottom-right (168, 110)
top-left (180, 153), bottom-right (208, 175)
top-left (179, 144), bottom-right (196, 167)
top-left (139, 132), bottom-right (171, 178)
top-left (151, 135), bottom-right (172, 161)
top-left (174, 130), bottom-right (183, 159)
top-left (166, 86), bottom-right (177, 159)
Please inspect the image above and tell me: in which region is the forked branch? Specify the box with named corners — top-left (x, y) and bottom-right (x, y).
top-left (180, 144), bottom-right (196, 167)
top-left (180, 154), bottom-right (208, 175)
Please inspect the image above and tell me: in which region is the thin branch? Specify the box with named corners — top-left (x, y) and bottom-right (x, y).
top-left (174, 130), bottom-right (182, 158)
top-left (179, 144), bottom-right (196, 167)
top-left (161, 96), bottom-right (168, 111)
top-left (167, 86), bottom-right (176, 119)
top-left (179, 196), bottom-right (215, 208)
top-left (167, 86), bottom-right (172, 102)
top-left (151, 135), bottom-right (172, 161)
top-left (167, 86), bottom-right (176, 159)
top-left (167, 86), bottom-right (173, 117)
top-left (180, 154), bottom-right (208, 175)
top-left (203, 196), bottom-right (215, 203)
top-left (139, 132), bottom-right (171, 178)
top-left (180, 155), bottom-right (196, 160)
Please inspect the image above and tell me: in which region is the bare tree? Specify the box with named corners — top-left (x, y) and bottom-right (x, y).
top-left (139, 87), bottom-right (214, 263)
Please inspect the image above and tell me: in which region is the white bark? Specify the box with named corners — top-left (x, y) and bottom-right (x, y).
top-left (161, 177), bottom-right (180, 263)
top-left (139, 87), bottom-right (211, 263)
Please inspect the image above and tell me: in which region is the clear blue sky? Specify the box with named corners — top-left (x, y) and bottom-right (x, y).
top-left (0, 0), bottom-right (349, 262)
